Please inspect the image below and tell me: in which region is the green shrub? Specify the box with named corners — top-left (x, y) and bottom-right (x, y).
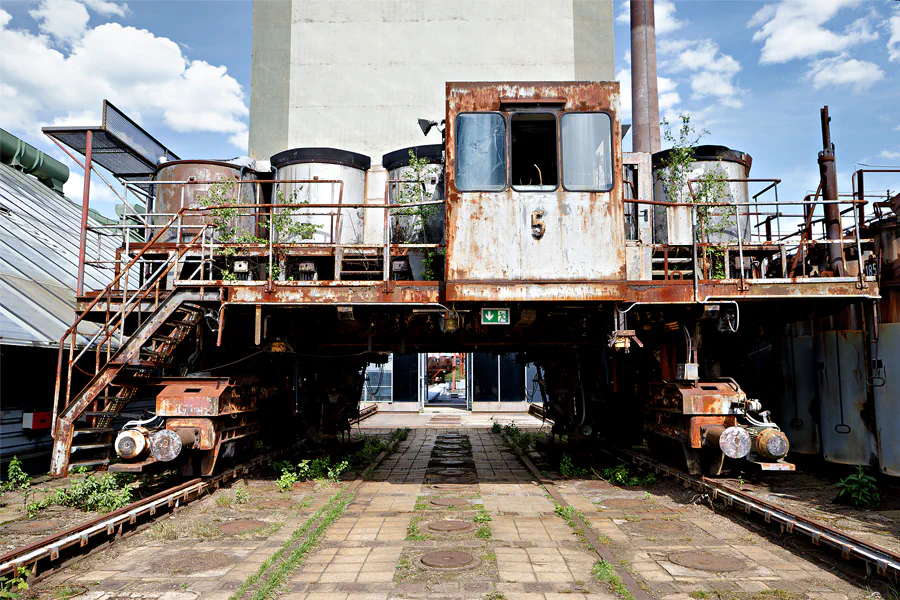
top-left (0, 565), bottom-right (31, 596)
top-left (836, 466), bottom-right (880, 507)
top-left (276, 470), bottom-right (299, 492)
top-left (602, 463), bottom-right (656, 487)
top-left (491, 422), bottom-right (502, 434)
top-left (559, 453), bottom-right (588, 478)
top-left (1, 457), bottom-right (31, 492)
top-left (234, 486), bottom-right (250, 504)
top-left (276, 456), bottom-right (350, 492)
top-left (27, 474), bottom-right (132, 517)
top-left (391, 427), bottom-right (411, 442)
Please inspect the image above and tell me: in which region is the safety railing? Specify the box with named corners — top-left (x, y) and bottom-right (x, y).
top-left (94, 178), bottom-right (446, 288)
top-left (623, 179), bottom-right (873, 299)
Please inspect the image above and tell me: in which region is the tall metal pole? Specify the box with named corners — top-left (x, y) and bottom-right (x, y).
top-left (76, 130), bottom-right (93, 295)
top-left (818, 106), bottom-right (844, 276)
top-left (630, 0), bottom-right (661, 153)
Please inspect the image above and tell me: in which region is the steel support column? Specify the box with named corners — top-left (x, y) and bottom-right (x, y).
top-left (76, 130), bottom-right (93, 295)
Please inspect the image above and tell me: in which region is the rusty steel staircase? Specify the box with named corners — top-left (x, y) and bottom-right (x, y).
top-left (50, 220), bottom-right (218, 476)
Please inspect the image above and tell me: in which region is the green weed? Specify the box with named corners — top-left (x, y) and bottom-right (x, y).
top-left (592, 560), bottom-right (634, 600)
top-left (835, 466), bottom-right (880, 507)
top-left (27, 473), bottom-right (132, 516)
top-left (476, 525), bottom-right (492, 539)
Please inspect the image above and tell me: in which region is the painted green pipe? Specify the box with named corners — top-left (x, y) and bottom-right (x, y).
top-left (0, 128), bottom-right (69, 194)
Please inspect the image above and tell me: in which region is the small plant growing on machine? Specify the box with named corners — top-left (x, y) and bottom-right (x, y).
top-left (198, 179), bottom-right (322, 281)
top-left (658, 115), bottom-right (734, 280)
top-left (394, 150), bottom-right (444, 281)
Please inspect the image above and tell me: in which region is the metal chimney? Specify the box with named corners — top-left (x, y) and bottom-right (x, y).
top-left (630, 0), bottom-right (661, 153)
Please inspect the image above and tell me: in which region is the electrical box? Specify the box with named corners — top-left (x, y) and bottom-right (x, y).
top-left (23, 412), bottom-right (51, 430)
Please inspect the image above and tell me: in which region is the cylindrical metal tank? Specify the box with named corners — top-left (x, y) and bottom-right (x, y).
top-left (776, 321), bottom-right (821, 455)
top-left (872, 221), bottom-right (900, 476)
top-left (652, 145), bottom-right (752, 246)
top-left (382, 144), bottom-right (444, 245)
top-left (270, 148), bottom-right (370, 244)
top-left (814, 307), bottom-right (878, 466)
top-left (154, 160), bottom-right (258, 242)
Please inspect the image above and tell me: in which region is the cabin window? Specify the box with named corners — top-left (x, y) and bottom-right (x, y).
top-left (510, 113), bottom-right (558, 191)
top-left (561, 112), bottom-right (613, 191)
top-left (455, 113), bottom-right (506, 191)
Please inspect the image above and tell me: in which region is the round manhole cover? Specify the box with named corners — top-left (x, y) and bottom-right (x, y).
top-left (3, 521), bottom-right (58, 533)
top-left (218, 520), bottom-right (267, 535)
top-left (668, 550), bottom-right (745, 572)
top-left (437, 468), bottom-right (467, 476)
top-left (602, 498), bottom-right (654, 510)
top-left (435, 442), bottom-right (464, 449)
top-left (425, 520), bottom-right (476, 533)
top-left (430, 497), bottom-right (469, 508)
top-left (438, 434), bottom-right (466, 439)
top-left (624, 520), bottom-right (690, 536)
top-left (420, 551), bottom-right (476, 569)
top-left (436, 459), bottom-right (467, 466)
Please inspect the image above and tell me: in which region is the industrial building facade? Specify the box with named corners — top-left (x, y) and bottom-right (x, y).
top-left (249, 0), bottom-right (615, 162)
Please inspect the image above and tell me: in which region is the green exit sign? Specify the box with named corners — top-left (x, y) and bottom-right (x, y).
top-left (481, 308), bottom-right (510, 325)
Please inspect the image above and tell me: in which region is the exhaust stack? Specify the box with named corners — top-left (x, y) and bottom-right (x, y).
top-left (630, 0), bottom-right (661, 153)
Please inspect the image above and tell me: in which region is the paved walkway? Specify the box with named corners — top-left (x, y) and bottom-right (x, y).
top-left (32, 426), bottom-right (866, 600)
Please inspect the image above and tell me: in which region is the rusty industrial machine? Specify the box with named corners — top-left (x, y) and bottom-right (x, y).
top-left (42, 80), bottom-right (895, 478)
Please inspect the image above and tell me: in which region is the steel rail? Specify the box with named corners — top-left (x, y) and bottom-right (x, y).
top-left (0, 444), bottom-right (299, 578)
top-left (615, 448), bottom-right (900, 578)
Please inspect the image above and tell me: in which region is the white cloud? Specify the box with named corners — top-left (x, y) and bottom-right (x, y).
top-left (887, 10), bottom-right (900, 62)
top-left (0, 12), bottom-right (249, 152)
top-left (82, 0), bottom-right (128, 17)
top-left (805, 54), bottom-right (885, 90)
top-left (659, 39), bottom-right (743, 108)
top-left (749, 0), bottom-right (878, 64)
top-left (29, 0), bottom-right (90, 45)
top-left (615, 0), bottom-right (685, 36)
top-left (879, 150), bottom-right (900, 160)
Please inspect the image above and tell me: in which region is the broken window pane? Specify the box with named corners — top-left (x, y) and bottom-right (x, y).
top-left (455, 113), bottom-right (506, 191)
top-left (561, 113), bottom-right (613, 191)
top-left (511, 113), bottom-right (558, 191)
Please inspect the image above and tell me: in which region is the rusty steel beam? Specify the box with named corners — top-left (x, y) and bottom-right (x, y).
top-left (819, 106), bottom-right (845, 276)
top-left (630, 0), bottom-right (661, 153)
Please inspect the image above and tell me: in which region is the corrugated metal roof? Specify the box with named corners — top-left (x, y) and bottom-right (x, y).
top-left (0, 162), bottom-right (119, 348)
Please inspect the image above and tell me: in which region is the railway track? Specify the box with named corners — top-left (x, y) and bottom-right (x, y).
top-left (0, 446), bottom-right (300, 579)
top-left (0, 408), bottom-right (386, 579)
top-left (611, 447), bottom-right (900, 580)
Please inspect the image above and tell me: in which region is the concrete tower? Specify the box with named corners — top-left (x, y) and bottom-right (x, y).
top-left (248, 0), bottom-right (615, 162)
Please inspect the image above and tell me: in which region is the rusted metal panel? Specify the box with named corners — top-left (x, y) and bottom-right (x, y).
top-left (815, 325), bottom-right (878, 466)
top-left (874, 322), bottom-right (900, 476)
top-left (648, 381), bottom-right (744, 416)
top-left (155, 161), bottom-right (258, 242)
top-left (228, 282), bottom-right (441, 304)
top-left (166, 418), bottom-right (216, 450)
top-left (156, 378), bottom-right (258, 417)
top-left (444, 82), bottom-right (626, 297)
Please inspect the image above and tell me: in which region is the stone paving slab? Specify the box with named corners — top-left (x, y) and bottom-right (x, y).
top-left (27, 425), bottom-right (871, 600)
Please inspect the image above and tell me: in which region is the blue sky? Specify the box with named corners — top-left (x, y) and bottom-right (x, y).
top-left (0, 0), bottom-right (897, 217)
